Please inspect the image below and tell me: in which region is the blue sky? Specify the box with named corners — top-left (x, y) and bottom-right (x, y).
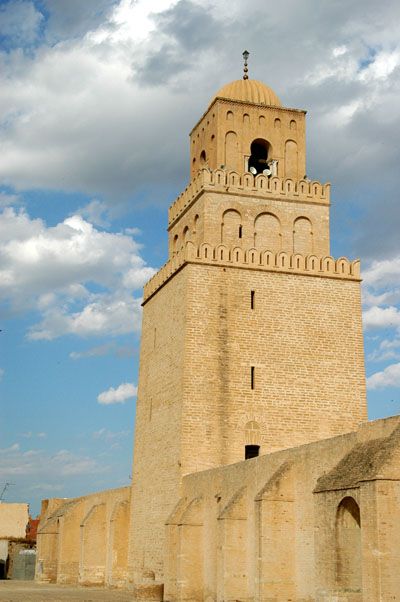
top-left (1, 0), bottom-right (400, 516)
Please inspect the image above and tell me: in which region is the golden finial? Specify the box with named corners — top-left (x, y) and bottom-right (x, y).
top-left (242, 50), bottom-right (249, 80)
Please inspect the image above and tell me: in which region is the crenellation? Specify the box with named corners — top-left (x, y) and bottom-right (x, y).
top-left (168, 169), bottom-right (330, 227)
top-left (143, 244), bottom-right (360, 304)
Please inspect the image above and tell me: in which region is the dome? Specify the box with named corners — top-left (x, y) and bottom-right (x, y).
top-left (213, 79), bottom-right (282, 107)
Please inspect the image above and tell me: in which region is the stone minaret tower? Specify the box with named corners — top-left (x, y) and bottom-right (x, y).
top-left (128, 68), bottom-right (367, 584)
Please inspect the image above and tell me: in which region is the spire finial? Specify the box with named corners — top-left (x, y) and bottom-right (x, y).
top-left (242, 50), bottom-right (249, 80)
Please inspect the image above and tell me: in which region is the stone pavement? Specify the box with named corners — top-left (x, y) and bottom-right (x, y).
top-left (0, 581), bottom-right (135, 601)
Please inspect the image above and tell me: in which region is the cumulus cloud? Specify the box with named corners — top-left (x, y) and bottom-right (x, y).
top-left (0, 0), bottom-right (398, 227)
top-left (363, 306), bottom-right (400, 330)
top-left (97, 382), bottom-right (137, 405)
top-left (367, 363), bottom-right (400, 390)
top-left (0, 207), bottom-right (154, 339)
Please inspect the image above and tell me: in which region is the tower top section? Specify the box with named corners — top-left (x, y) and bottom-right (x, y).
top-left (213, 79), bottom-right (282, 108)
top-left (189, 75), bottom-right (306, 181)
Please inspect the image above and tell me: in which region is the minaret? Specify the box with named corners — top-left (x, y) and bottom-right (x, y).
top-left (128, 57), bottom-right (367, 584)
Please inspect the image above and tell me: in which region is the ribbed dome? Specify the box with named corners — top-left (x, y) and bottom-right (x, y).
top-left (213, 79), bottom-right (281, 107)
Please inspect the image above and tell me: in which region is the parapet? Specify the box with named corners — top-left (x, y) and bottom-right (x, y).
top-left (142, 243), bottom-right (360, 304)
top-left (168, 169), bottom-right (330, 228)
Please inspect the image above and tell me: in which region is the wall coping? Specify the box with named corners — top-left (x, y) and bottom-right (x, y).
top-left (168, 169), bottom-right (330, 228)
top-left (142, 243), bottom-right (360, 304)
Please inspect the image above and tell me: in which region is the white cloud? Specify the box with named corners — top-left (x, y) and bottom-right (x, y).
top-left (363, 256), bottom-right (400, 289)
top-left (97, 382), bottom-right (137, 405)
top-left (0, 207), bottom-right (155, 339)
top-left (0, 444), bottom-right (103, 478)
top-left (363, 306), bottom-right (400, 330)
top-left (93, 428), bottom-right (130, 441)
top-left (367, 362), bottom-right (400, 390)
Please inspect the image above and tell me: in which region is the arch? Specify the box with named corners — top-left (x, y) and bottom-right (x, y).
top-left (306, 255), bottom-right (319, 272)
top-left (80, 504), bottom-right (106, 585)
top-left (290, 119), bottom-right (297, 130)
top-left (193, 214), bottom-right (199, 233)
top-left (321, 256), bottom-right (335, 273)
top-left (243, 113), bottom-right (250, 125)
top-left (274, 118), bottom-right (281, 128)
top-left (221, 209), bottom-right (242, 245)
top-left (262, 250), bottom-right (274, 267)
top-left (248, 138), bottom-right (270, 175)
top-left (291, 253), bottom-right (305, 270)
top-left (110, 501), bottom-right (130, 586)
top-left (285, 139), bottom-right (298, 178)
top-left (335, 497), bottom-right (361, 591)
top-left (232, 247), bottom-right (245, 263)
top-left (254, 212), bottom-right (281, 252)
top-left (200, 243), bottom-right (214, 260)
top-left (336, 257), bottom-right (350, 275)
top-left (200, 150), bottom-right (207, 166)
top-left (226, 110), bottom-right (234, 121)
top-left (216, 244), bottom-right (230, 262)
top-left (183, 225), bottom-right (190, 244)
top-left (293, 216), bottom-right (313, 255)
top-left (247, 248), bottom-right (260, 265)
top-left (277, 251), bottom-right (289, 268)
top-left (259, 115), bottom-right (266, 125)
top-left (173, 234), bottom-right (179, 255)
top-left (245, 420), bottom-right (260, 445)
top-left (225, 131), bottom-right (238, 170)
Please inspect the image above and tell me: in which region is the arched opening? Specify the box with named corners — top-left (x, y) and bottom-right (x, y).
top-left (200, 150), bottom-right (207, 165)
top-left (173, 234), bottom-right (179, 254)
top-left (335, 497), bottom-right (362, 592)
top-left (248, 138), bottom-right (270, 175)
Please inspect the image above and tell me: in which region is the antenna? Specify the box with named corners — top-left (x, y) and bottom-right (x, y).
top-left (0, 482), bottom-right (15, 501)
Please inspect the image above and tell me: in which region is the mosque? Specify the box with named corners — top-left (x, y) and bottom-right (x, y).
top-left (36, 57), bottom-right (400, 601)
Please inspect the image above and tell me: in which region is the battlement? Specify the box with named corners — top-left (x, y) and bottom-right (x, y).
top-left (143, 243), bottom-right (360, 303)
top-left (168, 169), bottom-right (330, 228)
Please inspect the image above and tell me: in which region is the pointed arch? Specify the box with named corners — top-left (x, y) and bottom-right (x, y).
top-left (335, 497), bottom-right (362, 591)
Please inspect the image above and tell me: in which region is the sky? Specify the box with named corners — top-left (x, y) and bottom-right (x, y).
top-left (1, 0), bottom-right (400, 516)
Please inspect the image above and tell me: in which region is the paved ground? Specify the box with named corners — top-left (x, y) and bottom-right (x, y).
top-left (0, 581), bottom-right (136, 601)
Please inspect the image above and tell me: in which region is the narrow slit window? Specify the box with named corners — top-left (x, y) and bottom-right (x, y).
top-left (238, 225), bottom-right (242, 238)
top-left (251, 366), bottom-right (255, 389)
top-left (245, 444), bottom-right (260, 460)
top-left (251, 290), bottom-right (255, 309)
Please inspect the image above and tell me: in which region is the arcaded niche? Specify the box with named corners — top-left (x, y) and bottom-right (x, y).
top-left (35, 487), bottom-right (130, 587)
top-left (36, 70), bottom-right (400, 601)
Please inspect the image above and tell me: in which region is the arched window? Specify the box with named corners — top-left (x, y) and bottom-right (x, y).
top-left (335, 497), bottom-right (362, 591)
top-left (200, 150), bottom-right (207, 165)
top-left (248, 138), bottom-right (270, 175)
